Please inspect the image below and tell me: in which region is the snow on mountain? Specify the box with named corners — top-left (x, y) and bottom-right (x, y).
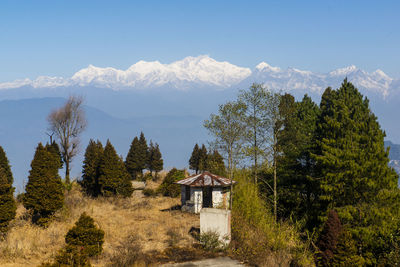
top-left (1, 55), bottom-right (251, 90)
top-left (0, 56), bottom-right (398, 98)
top-left (250, 62), bottom-right (398, 97)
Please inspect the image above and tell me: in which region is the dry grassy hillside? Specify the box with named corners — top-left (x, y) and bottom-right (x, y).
top-left (0, 178), bottom-right (202, 266)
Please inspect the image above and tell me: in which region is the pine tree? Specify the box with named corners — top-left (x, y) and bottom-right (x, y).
top-left (313, 79), bottom-right (399, 263)
top-left (99, 140), bottom-right (133, 197)
top-left (65, 212), bottom-right (105, 257)
top-left (125, 136), bottom-right (141, 179)
top-left (148, 142), bottom-right (163, 179)
top-left (82, 140), bottom-right (101, 194)
top-left (189, 144), bottom-right (200, 174)
top-left (277, 94), bottom-right (321, 228)
top-left (207, 150), bottom-right (226, 176)
top-left (81, 140), bottom-right (103, 197)
top-left (138, 132), bottom-right (149, 175)
top-left (0, 146), bottom-right (13, 185)
top-left (147, 141), bottom-right (155, 175)
top-left (316, 210), bottom-right (342, 266)
top-left (0, 167), bottom-right (16, 233)
top-left (125, 132), bottom-right (148, 180)
top-left (198, 144), bottom-right (208, 172)
top-left (23, 143), bottom-right (64, 226)
top-left (45, 141), bottom-right (63, 170)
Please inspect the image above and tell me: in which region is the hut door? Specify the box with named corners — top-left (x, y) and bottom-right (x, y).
top-left (202, 187), bottom-right (212, 208)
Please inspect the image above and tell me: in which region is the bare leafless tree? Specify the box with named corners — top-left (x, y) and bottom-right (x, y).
top-left (48, 96), bottom-right (87, 184)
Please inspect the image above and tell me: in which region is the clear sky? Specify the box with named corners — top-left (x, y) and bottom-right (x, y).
top-left (0, 0), bottom-right (399, 82)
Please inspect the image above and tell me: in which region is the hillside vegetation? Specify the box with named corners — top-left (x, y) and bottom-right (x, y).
top-left (0, 179), bottom-right (201, 266)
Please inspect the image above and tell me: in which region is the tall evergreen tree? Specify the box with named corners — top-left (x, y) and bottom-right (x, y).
top-left (147, 141), bottom-right (155, 175)
top-left (125, 136), bottom-right (141, 179)
top-left (0, 167), bottom-right (16, 233)
top-left (125, 132), bottom-right (148, 179)
top-left (99, 140), bottom-right (133, 197)
top-left (149, 142), bottom-right (163, 179)
top-left (23, 143), bottom-right (64, 226)
top-left (45, 141), bottom-right (63, 170)
top-left (198, 144), bottom-right (208, 172)
top-left (312, 79), bottom-right (399, 263)
top-left (189, 144), bottom-right (200, 174)
top-left (277, 94), bottom-right (321, 228)
top-left (207, 150), bottom-right (226, 176)
top-left (0, 146), bottom-right (13, 185)
top-left (81, 140), bottom-right (103, 197)
top-left (138, 132), bottom-right (149, 174)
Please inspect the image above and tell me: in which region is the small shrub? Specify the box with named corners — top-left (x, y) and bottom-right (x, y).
top-left (143, 188), bottom-right (157, 197)
top-left (166, 228), bottom-right (182, 247)
top-left (108, 234), bottom-right (144, 267)
top-left (158, 168), bottom-right (185, 197)
top-left (41, 245), bottom-right (91, 267)
top-left (65, 212), bottom-right (105, 257)
top-left (141, 172), bottom-right (153, 181)
top-left (199, 231), bottom-right (226, 252)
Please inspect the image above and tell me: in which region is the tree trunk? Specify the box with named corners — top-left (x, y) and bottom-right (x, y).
top-left (65, 161), bottom-right (70, 184)
top-left (273, 155), bottom-right (277, 222)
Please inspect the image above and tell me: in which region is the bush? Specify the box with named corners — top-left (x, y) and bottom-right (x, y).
top-left (41, 245), bottom-right (92, 267)
top-left (143, 188), bottom-right (157, 197)
top-left (231, 170), bottom-right (314, 266)
top-left (199, 231), bottom-right (227, 252)
top-left (108, 234), bottom-right (144, 267)
top-left (158, 168), bottom-right (185, 197)
top-left (65, 212), bottom-right (105, 257)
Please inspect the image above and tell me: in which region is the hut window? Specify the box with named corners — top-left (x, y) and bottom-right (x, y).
top-left (185, 186), bottom-right (191, 201)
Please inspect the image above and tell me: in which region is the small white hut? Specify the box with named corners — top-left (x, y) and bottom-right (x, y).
top-left (176, 171), bottom-right (236, 213)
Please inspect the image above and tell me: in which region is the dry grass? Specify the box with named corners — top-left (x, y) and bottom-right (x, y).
top-left (0, 180), bottom-right (200, 266)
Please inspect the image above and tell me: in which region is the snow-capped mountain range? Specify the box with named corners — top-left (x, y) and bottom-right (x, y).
top-left (0, 55), bottom-right (398, 97)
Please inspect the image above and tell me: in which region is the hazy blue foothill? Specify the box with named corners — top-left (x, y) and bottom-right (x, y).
top-left (1, 86), bottom-right (400, 192)
top-left (0, 97), bottom-right (210, 191)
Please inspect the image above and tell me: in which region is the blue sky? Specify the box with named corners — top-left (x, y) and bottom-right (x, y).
top-left (0, 0), bottom-right (399, 82)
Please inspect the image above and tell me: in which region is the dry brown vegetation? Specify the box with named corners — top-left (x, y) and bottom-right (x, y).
top-left (0, 177), bottom-right (203, 266)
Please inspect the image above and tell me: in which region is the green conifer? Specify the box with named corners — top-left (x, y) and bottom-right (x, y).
top-left (99, 140), bottom-right (133, 197)
top-left (151, 142), bottom-right (163, 179)
top-left (65, 212), bottom-right (105, 257)
top-left (198, 144), bottom-right (208, 172)
top-left (207, 150), bottom-right (226, 176)
top-left (158, 168), bottom-right (185, 197)
top-left (45, 141), bottom-right (63, 170)
top-left (23, 143), bottom-right (64, 226)
top-left (189, 144), bottom-right (200, 174)
top-left (125, 132), bottom-right (149, 179)
top-left (0, 167), bottom-right (16, 233)
top-left (81, 140), bottom-right (104, 197)
top-left (277, 94), bottom-right (321, 228)
top-left (138, 131), bottom-right (149, 174)
top-left (313, 79), bottom-right (399, 262)
top-left (125, 136), bottom-right (140, 179)
top-left (0, 146), bottom-right (13, 185)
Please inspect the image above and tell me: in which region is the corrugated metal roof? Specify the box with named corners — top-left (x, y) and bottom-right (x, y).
top-left (176, 171), bottom-right (236, 187)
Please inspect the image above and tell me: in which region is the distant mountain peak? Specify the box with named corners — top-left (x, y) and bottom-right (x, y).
top-left (0, 56), bottom-right (398, 98)
top-left (329, 65), bottom-right (358, 76)
top-left (255, 62), bottom-right (281, 72)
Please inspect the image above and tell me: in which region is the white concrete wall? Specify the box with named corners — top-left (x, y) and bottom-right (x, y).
top-left (200, 208), bottom-right (231, 244)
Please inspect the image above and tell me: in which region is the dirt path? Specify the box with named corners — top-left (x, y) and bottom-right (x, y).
top-left (161, 257), bottom-right (245, 267)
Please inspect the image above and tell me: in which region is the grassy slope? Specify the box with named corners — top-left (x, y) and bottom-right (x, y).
top-left (0, 180), bottom-right (199, 266)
